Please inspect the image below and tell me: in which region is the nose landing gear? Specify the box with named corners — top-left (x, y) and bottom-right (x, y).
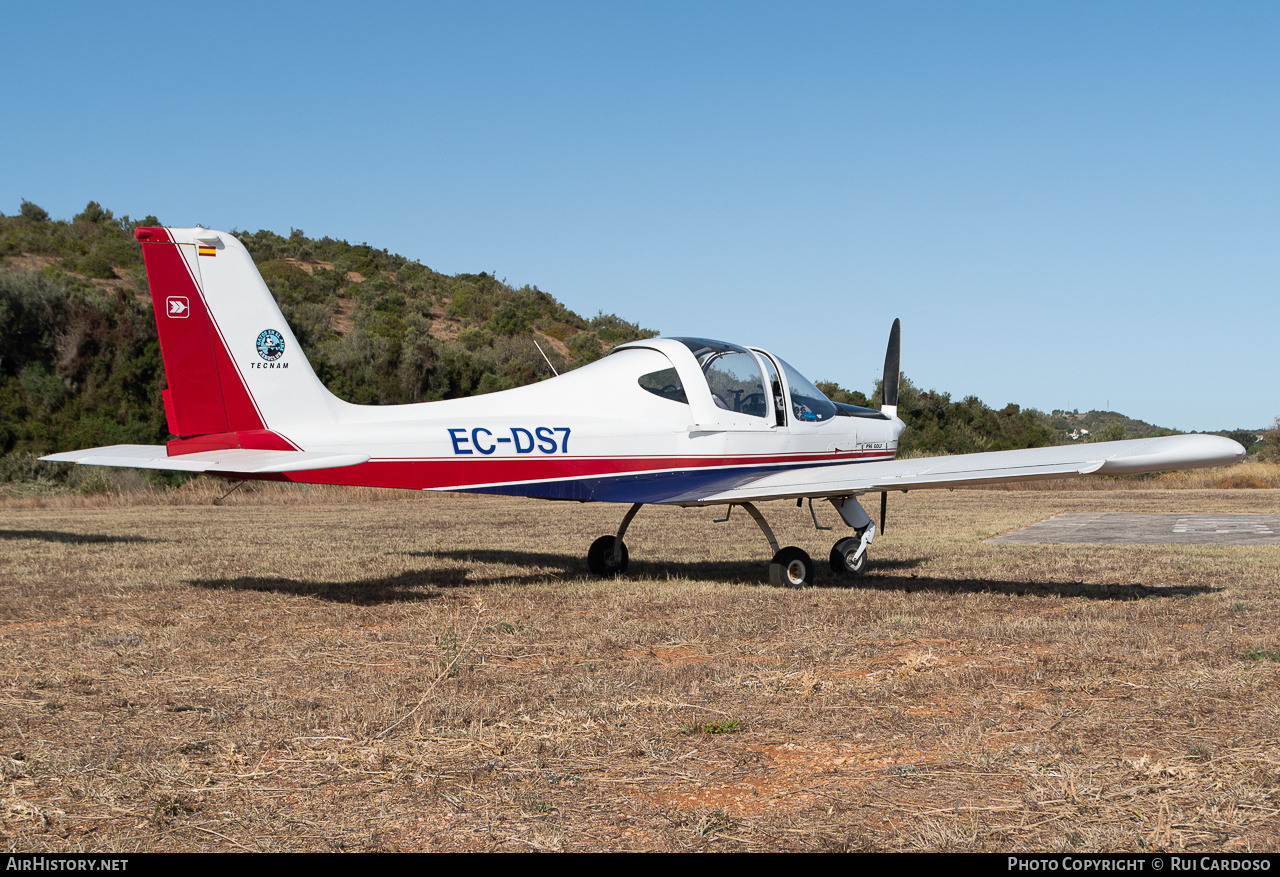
top-left (829, 527), bottom-right (872, 576)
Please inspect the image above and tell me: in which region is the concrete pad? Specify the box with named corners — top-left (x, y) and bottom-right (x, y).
top-left (986, 513), bottom-right (1280, 546)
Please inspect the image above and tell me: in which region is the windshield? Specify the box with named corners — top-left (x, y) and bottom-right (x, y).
top-left (774, 356), bottom-right (838, 423)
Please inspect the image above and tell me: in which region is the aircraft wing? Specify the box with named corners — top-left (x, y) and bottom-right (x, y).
top-left (684, 434), bottom-right (1246, 504)
top-left (40, 444), bottom-right (370, 475)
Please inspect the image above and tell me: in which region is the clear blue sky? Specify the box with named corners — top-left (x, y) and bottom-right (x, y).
top-left (5, 1), bottom-right (1276, 431)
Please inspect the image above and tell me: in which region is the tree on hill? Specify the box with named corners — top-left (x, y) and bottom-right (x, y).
top-left (1206, 429), bottom-right (1256, 454)
top-left (1257, 418), bottom-right (1280, 462)
top-left (19, 200), bottom-right (49, 222)
top-left (815, 381), bottom-right (871, 409)
top-left (1089, 422), bottom-right (1128, 443)
top-left (865, 374), bottom-right (1056, 456)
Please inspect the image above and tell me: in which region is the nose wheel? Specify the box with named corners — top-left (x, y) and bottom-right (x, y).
top-left (829, 536), bottom-right (868, 575)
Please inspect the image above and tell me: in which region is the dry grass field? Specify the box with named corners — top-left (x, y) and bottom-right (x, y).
top-left (2, 482), bottom-right (1279, 852)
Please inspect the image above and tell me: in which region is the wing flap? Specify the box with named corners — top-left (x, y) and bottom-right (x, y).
top-left (688, 434), bottom-right (1245, 504)
top-left (40, 444), bottom-right (370, 474)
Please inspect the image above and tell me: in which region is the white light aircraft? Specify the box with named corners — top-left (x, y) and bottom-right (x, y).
top-left (43, 227), bottom-right (1246, 586)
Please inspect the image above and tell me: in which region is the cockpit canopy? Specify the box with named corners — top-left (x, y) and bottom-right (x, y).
top-left (632, 337), bottom-right (884, 426)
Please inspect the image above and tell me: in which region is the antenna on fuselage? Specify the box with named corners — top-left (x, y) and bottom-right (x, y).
top-left (533, 338), bottom-right (560, 377)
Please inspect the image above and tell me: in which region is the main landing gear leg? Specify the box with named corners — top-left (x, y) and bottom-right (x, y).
top-left (720, 502), bottom-right (815, 589)
top-left (587, 503), bottom-right (642, 576)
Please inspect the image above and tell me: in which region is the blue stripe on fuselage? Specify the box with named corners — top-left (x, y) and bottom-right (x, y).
top-left (455, 459), bottom-right (859, 503)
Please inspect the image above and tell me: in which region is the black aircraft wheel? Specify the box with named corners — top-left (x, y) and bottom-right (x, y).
top-left (587, 535), bottom-right (629, 576)
top-left (829, 536), bottom-right (868, 577)
top-left (770, 546), bottom-right (815, 589)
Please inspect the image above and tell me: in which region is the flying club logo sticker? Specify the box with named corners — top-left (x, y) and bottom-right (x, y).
top-left (166, 296), bottom-right (189, 318)
top-left (253, 329), bottom-right (288, 368)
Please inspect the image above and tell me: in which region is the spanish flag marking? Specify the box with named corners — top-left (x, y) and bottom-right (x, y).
top-left (198, 246), bottom-right (217, 257)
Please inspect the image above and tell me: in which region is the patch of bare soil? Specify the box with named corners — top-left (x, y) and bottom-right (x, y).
top-left (428, 313), bottom-right (461, 341)
top-left (331, 297), bottom-right (357, 335)
top-left (2, 488), bottom-right (1278, 851)
top-left (1, 254), bottom-right (135, 293)
top-left (2, 254), bottom-right (60, 272)
top-left (281, 257), bottom-right (363, 284)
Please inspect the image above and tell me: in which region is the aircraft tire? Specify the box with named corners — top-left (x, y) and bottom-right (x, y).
top-left (829, 536), bottom-right (867, 577)
top-left (587, 535), bottom-right (629, 576)
top-left (770, 546), bottom-right (814, 588)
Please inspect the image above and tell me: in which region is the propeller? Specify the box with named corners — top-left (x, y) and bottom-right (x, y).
top-left (879, 318), bottom-right (900, 535)
top-left (881, 318), bottom-right (901, 419)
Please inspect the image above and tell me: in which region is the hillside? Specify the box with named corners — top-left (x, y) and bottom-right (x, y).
top-left (3, 199), bottom-right (1274, 487)
top-left (1045, 408), bottom-right (1265, 456)
top-left (1046, 408), bottom-right (1178, 442)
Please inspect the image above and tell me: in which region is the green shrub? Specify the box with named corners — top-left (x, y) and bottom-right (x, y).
top-left (20, 201), bottom-right (50, 222)
top-left (567, 331), bottom-right (603, 363)
top-left (457, 326), bottom-right (493, 350)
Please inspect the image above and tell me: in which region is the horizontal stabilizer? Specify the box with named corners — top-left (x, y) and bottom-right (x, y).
top-left (688, 434), bottom-right (1246, 504)
top-left (40, 445), bottom-right (370, 475)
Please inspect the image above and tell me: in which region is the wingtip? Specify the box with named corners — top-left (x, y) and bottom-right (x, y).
top-left (1095, 434), bottom-right (1248, 475)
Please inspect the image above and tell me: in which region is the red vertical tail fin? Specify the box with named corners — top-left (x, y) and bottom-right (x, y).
top-left (137, 227), bottom-right (246, 436)
top-left (136, 226), bottom-right (340, 453)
